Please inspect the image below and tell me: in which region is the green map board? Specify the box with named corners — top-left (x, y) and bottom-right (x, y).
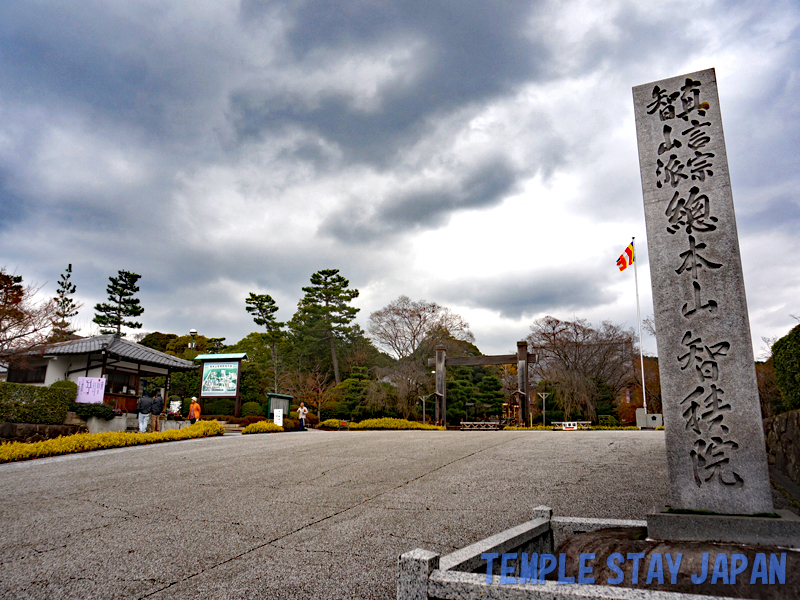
top-left (201, 362), bottom-right (239, 397)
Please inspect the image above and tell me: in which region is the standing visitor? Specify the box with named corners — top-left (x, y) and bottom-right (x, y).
top-left (150, 392), bottom-right (165, 433)
top-left (297, 402), bottom-right (308, 431)
top-left (137, 391), bottom-right (153, 433)
top-left (188, 397), bottom-right (201, 424)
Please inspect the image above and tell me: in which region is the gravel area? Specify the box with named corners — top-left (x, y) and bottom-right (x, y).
top-left (0, 429), bottom-right (670, 599)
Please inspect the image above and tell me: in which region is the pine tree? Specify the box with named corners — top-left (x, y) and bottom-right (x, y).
top-left (93, 270), bottom-right (144, 336)
top-left (51, 264), bottom-right (81, 341)
top-left (245, 293), bottom-right (284, 393)
top-left (292, 269), bottom-right (359, 384)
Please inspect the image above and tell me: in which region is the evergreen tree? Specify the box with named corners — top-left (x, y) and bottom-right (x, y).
top-left (93, 270), bottom-right (144, 336)
top-left (291, 269), bottom-right (359, 384)
top-left (245, 293), bottom-right (284, 393)
top-left (51, 264), bottom-right (81, 341)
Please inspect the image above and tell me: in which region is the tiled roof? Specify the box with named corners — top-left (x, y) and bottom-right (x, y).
top-left (41, 334), bottom-right (197, 371)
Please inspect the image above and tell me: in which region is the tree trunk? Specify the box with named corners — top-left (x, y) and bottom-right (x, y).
top-left (328, 331), bottom-right (341, 384)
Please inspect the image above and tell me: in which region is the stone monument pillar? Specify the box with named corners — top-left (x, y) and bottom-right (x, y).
top-left (632, 68), bottom-right (772, 515)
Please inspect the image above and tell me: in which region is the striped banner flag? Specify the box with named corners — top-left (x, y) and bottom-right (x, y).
top-left (617, 241), bottom-right (634, 271)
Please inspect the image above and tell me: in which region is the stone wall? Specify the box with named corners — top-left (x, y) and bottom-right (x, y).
top-left (0, 422), bottom-right (84, 443)
top-left (764, 409), bottom-right (800, 487)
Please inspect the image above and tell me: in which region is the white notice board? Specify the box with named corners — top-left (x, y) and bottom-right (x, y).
top-left (274, 408), bottom-right (283, 427)
top-left (77, 377), bottom-right (107, 404)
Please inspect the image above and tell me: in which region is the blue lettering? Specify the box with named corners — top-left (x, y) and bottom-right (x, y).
top-left (558, 553), bottom-right (575, 584)
top-left (627, 552), bottom-right (645, 584)
top-left (482, 552), bottom-right (499, 584)
top-left (539, 554), bottom-right (557, 583)
top-left (500, 553), bottom-right (517, 584)
top-left (691, 552), bottom-right (709, 584)
top-left (750, 553), bottom-right (767, 584)
top-left (665, 553), bottom-right (682, 585)
top-left (711, 553), bottom-right (728, 585)
top-left (578, 553), bottom-right (595, 584)
top-left (730, 554), bottom-right (747, 584)
top-left (607, 553), bottom-right (624, 585)
top-left (646, 552), bottom-right (664, 585)
top-left (519, 553), bottom-right (538, 584)
top-left (769, 553), bottom-right (786, 585)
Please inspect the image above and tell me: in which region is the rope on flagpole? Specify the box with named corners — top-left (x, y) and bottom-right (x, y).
top-left (632, 237), bottom-right (648, 414)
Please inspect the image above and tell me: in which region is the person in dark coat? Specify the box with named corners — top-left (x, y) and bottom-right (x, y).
top-left (137, 392), bottom-right (153, 433)
top-left (150, 392), bottom-right (164, 433)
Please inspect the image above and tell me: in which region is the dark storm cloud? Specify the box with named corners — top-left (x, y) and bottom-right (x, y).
top-left (0, 173), bottom-right (29, 233)
top-left (231, 0), bottom-right (547, 164)
top-left (319, 158), bottom-right (519, 243)
top-left (435, 270), bottom-right (617, 320)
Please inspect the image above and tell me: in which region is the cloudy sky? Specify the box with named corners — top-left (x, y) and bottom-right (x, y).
top-left (1, 0), bottom-right (798, 358)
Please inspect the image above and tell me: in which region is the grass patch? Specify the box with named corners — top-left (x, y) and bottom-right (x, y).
top-left (0, 421), bottom-right (225, 464)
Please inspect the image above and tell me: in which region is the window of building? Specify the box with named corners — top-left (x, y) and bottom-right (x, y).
top-left (105, 370), bottom-right (139, 395)
top-left (7, 364), bottom-right (47, 384)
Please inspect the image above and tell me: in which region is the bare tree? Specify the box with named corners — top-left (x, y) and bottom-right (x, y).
top-left (368, 295), bottom-right (474, 359)
top-left (1, 268), bottom-right (58, 355)
top-left (527, 316), bottom-right (637, 421)
top-left (287, 366), bottom-right (334, 421)
top-left (376, 359), bottom-right (431, 418)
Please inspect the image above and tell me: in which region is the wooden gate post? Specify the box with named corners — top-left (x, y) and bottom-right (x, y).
top-left (435, 345), bottom-right (446, 426)
top-left (517, 341), bottom-right (529, 426)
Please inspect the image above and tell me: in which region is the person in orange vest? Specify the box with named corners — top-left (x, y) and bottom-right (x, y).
top-left (188, 397), bottom-right (201, 424)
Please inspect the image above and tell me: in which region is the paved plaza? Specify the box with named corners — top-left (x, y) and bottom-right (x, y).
top-left (0, 429), bottom-right (669, 599)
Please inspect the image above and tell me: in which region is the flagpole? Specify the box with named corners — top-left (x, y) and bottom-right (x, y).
top-left (632, 237), bottom-right (648, 414)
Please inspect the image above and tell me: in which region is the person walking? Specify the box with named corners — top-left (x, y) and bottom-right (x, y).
top-left (137, 391), bottom-right (153, 433)
top-left (188, 397), bottom-right (201, 424)
top-left (150, 392), bottom-right (165, 433)
top-left (297, 402), bottom-right (308, 431)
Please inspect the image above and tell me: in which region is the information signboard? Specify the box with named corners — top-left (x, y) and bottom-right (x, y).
top-left (77, 377), bottom-right (106, 404)
top-left (200, 362), bottom-right (239, 397)
top-left (274, 408), bottom-right (283, 427)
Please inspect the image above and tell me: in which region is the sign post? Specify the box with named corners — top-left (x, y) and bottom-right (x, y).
top-left (196, 353), bottom-right (248, 418)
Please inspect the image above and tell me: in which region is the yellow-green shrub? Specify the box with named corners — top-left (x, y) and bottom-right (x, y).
top-left (318, 418), bottom-right (344, 429)
top-left (503, 425), bottom-right (552, 431)
top-left (0, 421), bottom-right (225, 464)
top-left (241, 420), bottom-right (284, 434)
top-left (348, 418), bottom-right (444, 431)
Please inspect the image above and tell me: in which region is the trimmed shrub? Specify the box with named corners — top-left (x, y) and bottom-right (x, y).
top-left (599, 415), bottom-right (620, 427)
top-left (208, 399), bottom-right (235, 415)
top-left (239, 416), bottom-right (267, 428)
top-left (241, 421), bottom-right (284, 435)
top-left (241, 402), bottom-right (263, 417)
top-left (69, 402), bottom-right (116, 421)
top-left (0, 381), bottom-right (73, 425)
top-left (348, 418), bottom-right (444, 431)
top-left (280, 418), bottom-right (297, 431)
top-left (50, 380), bottom-right (78, 402)
top-left (318, 418), bottom-right (344, 430)
top-left (0, 421), bottom-right (225, 464)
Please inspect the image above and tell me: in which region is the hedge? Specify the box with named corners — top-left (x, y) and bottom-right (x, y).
top-left (348, 418), bottom-right (444, 431)
top-left (0, 381), bottom-right (73, 425)
top-left (69, 402), bottom-right (116, 421)
top-left (773, 323), bottom-right (800, 412)
top-left (0, 421), bottom-right (225, 464)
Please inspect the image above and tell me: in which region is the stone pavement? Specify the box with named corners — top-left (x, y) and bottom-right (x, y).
top-left (0, 429), bottom-right (669, 599)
